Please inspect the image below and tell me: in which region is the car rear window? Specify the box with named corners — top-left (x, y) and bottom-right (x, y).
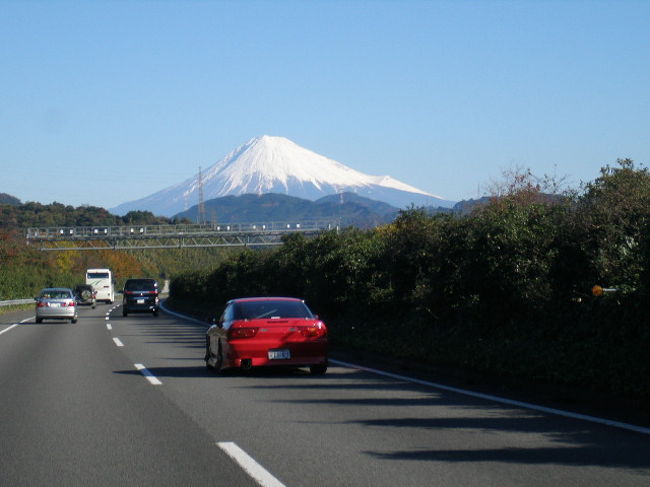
top-left (41, 290), bottom-right (72, 299)
top-left (235, 300), bottom-right (313, 320)
top-left (124, 279), bottom-right (157, 291)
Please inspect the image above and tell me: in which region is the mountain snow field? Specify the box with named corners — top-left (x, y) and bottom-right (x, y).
top-left (111, 135), bottom-right (454, 216)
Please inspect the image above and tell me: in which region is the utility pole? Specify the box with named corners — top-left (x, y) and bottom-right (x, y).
top-left (198, 166), bottom-right (206, 224)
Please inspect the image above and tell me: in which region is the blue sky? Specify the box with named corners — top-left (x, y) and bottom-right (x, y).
top-left (1, 0), bottom-right (648, 209)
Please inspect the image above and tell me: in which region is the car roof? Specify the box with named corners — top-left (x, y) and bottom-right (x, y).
top-left (230, 297), bottom-right (303, 303)
top-left (40, 287), bottom-right (73, 293)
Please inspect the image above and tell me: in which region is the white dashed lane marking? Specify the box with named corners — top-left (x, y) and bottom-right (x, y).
top-left (134, 364), bottom-right (162, 386)
top-left (217, 442), bottom-right (286, 487)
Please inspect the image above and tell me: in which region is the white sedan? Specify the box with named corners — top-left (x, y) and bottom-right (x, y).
top-left (35, 288), bottom-right (78, 323)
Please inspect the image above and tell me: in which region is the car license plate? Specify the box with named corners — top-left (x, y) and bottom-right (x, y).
top-left (50, 303), bottom-right (60, 307)
top-left (137, 299), bottom-right (145, 304)
top-left (268, 349), bottom-right (290, 360)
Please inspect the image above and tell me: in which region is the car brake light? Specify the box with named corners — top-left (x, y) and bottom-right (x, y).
top-left (228, 327), bottom-right (259, 339)
top-left (300, 327), bottom-right (320, 337)
top-left (37, 301), bottom-right (47, 308)
top-left (300, 323), bottom-right (326, 338)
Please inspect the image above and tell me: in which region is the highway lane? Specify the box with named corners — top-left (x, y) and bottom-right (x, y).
top-left (1, 304), bottom-right (650, 486)
top-left (0, 305), bottom-right (257, 487)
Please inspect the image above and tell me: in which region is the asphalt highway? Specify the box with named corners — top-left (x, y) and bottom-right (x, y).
top-left (1, 303), bottom-right (649, 486)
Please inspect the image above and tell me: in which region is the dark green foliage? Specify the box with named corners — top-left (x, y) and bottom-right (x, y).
top-left (171, 159), bottom-right (650, 400)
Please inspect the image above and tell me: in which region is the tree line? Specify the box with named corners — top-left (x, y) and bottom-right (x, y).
top-left (0, 201), bottom-right (190, 228)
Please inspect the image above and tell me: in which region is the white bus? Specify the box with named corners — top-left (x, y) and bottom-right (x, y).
top-left (85, 268), bottom-right (115, 304)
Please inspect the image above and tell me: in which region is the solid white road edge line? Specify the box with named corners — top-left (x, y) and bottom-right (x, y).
top-left (112, 337), bottom-right (124, 347)
top-left (134, 363), bottom-right (162, 386)
top-left (329, 359), bottom-right (650, 436)
top-left (159, 300), bottom-right (209, 326)
top-left (0, 317), bottom-right (35, 336)
top-left (0, 324), bottom-right (19, 336)
top-left (217, 442), bottom-right (286, 487)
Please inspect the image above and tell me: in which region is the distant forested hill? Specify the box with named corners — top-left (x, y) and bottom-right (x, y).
top-left (0, 193), bottom-right (21, 206)
top-left (174, 192), bottom-right (399, 227)
top-left (0, 201), bottom-right (187, 229)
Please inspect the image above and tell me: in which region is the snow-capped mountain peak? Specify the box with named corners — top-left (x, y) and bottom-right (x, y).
top-left (206, 135), bottom-right (431, 195)
top-left (111, 135), bottom-right (453, 216)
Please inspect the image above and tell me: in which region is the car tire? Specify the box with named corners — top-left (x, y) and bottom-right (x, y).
top-left (36, 318), bottom-right (43, 324)
top-left (214, 342), bottom-right (224, 372)
top-left (309, 363), bottom-right (327, 376)
top-left (122, 308), bottom-right (127, 317)
top-left (205, 339), bottom-right (223, 373)
top-left (152, 309), bottom-right (159, 317)
top-left (71, 318), bottom-right (77, 324)
top-left (204, 337), bottom-right (212, 365)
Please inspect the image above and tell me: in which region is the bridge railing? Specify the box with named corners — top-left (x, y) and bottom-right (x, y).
top-left (26, 220), bottom-right (340, 240)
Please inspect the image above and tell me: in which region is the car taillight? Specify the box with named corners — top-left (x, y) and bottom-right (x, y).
top-left (37, 301), bottom-right (47, 308)
top-left (300, 322), bottom-right (327, 338)
top-left (67, 301), bottom-right (76, 307)
top-left (228, 327), bottom-right (259, 339)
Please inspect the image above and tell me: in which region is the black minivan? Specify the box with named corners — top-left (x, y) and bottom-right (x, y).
top-left (122, 278), bottom-right (159, 317)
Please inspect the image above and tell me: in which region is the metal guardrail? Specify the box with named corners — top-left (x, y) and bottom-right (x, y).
top-left (0, 299), bottom-right (33, 307)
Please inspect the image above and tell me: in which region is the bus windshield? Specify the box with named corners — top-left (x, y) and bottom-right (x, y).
top-left (87, 272), bottom-right (110, 279)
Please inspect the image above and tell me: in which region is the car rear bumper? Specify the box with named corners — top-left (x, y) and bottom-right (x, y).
top-left (124, 303), bottom-right (158, 312)
top-left (36, 308), bottom-right (76, 319)
top-left (123, 296), bottom-right (159, 312)
top-left (225, 339), bottom-right (327, 368)
top-left (233, 356), bottom-right (327, 367)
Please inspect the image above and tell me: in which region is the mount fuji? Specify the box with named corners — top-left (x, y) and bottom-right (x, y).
top-left (110, 135), bottom-right (454, 217)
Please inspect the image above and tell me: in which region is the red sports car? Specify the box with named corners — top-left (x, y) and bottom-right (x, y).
top-left (205, 297), bottom-right (328, 375)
